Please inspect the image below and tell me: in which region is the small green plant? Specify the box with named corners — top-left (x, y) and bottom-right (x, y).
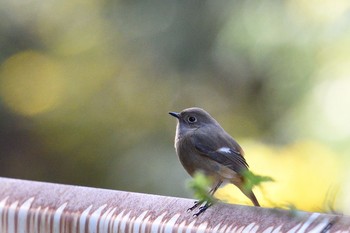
top-left (322, 186), bottom-right (341, 214)
top-left (242, 170), bottom-right (274, 192)
top-left (187, 170), bottom-right (274, 207)
top-left (187, 172), bottom-right (216, 204)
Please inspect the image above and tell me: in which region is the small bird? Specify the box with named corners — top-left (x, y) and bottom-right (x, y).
top-left (169, 107), bottom-right (260, 216)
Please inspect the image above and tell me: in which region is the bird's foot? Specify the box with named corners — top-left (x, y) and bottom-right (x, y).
top-left (187, 201), bottom-right (201, 212)
top-left (193, 202), bottom-right (212, 217)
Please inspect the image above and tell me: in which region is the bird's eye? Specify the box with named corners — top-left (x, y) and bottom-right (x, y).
top-left (188, 116), bottom-right (197, 123)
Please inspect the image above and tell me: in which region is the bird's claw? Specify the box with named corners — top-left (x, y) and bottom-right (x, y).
top-left (187, 201), bottom-right (200, 212)
top-left (193, 203), bottom-right (211, 217)
top-left (187, 199), bottom-right (213, 216)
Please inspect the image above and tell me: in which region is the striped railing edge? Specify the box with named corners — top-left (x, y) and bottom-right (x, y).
top-left (0, 177), bottom-right (348, 232)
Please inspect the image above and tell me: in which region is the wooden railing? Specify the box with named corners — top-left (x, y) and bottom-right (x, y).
top-left (0, 177), bottom-right (348, 232)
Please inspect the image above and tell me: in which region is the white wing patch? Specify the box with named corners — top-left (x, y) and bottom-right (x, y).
top-left (217, 147), bottom-right (231, 154)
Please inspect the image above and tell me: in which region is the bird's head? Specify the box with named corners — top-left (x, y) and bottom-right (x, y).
top-left (169, 107), bottom-right (218, 130)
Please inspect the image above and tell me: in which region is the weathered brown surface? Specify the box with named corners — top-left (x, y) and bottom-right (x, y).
top-left (0, 177), bottom-right (348, 232)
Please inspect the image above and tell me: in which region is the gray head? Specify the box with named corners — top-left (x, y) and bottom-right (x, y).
top-left (169, 107), bottom-right (219, 130)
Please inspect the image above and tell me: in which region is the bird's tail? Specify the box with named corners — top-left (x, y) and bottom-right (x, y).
top-left (239, 186), bottom-right (260, 207)
top-left (248, 191), bottom-right (260, 207)
top-left (232, 177), bottom-right (261, 207)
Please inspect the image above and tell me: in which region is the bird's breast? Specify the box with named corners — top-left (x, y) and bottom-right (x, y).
top-left (176, 138), bottom-right (220, 177)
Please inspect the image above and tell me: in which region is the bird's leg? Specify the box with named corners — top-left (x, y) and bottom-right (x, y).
top-left (209, 180), bottom-right (223, 195)
top-left (189, 180), bottom-right (223, 216)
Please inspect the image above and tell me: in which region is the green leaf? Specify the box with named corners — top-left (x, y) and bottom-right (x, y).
top-left (187, 172), bottom-right (216, 204)
top-left (242, 170), bottom-right (274, 192)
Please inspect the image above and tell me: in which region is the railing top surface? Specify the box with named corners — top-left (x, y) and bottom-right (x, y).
top-left (0, 177), bottom-right (348, 232)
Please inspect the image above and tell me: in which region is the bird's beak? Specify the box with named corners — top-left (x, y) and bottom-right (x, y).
top-left (169, 111), bottom-right (180, 119)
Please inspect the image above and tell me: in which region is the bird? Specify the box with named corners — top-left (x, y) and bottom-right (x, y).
top-left (169, 107), bottom-right (260, 216)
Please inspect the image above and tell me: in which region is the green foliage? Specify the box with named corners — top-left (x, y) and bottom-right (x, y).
top-left (322, 186), bottom-right (341, 214)
top-left (242, 170), bottom-right (274, 192)
top-left (187, 172), bottom-right (216, 204)
top-left (187, 170), bottom-right (274, 206)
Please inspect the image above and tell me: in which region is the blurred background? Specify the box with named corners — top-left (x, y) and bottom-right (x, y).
top-left (1, 0), bottom-right (350, 214)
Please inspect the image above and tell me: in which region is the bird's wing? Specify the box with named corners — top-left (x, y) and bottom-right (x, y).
top-left (191, 133), bottom-right (248, 173)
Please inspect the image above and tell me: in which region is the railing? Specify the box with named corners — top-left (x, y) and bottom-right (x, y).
top-left (0, 177), bottom-right (348, 232)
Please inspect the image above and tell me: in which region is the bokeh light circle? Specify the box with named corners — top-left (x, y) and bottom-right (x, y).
top-left (0, 50), bottom-right (64, 116)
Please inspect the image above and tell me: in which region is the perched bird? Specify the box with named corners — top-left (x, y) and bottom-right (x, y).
top-left (169, 107), bottom-right (260, 216)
